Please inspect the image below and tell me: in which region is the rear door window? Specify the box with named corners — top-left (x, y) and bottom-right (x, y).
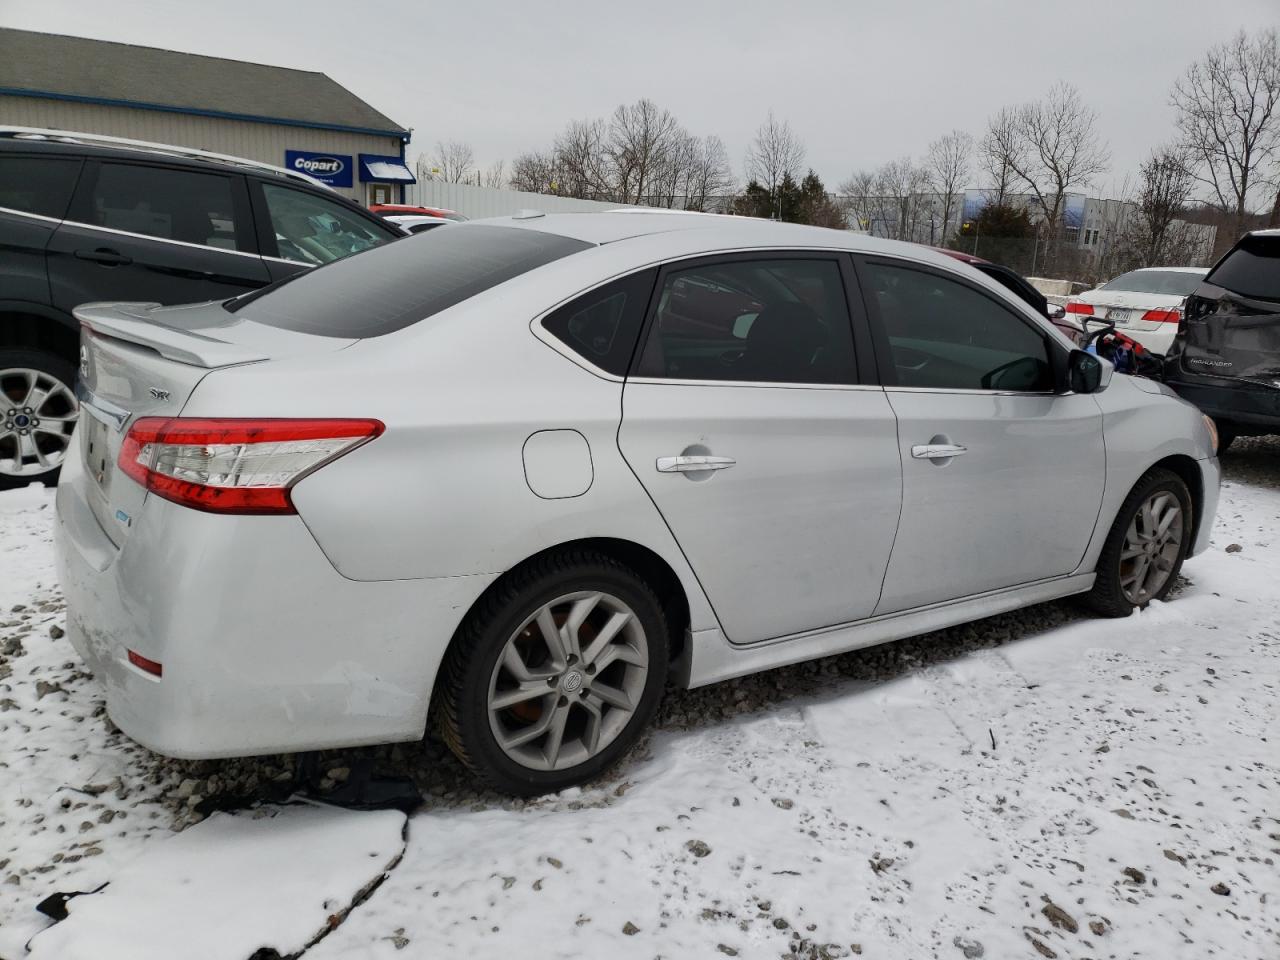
top-left (635, 258), bottom-right (858, 384)
top-left (1206, 235), bottom-right (1280, 301)
top-left (260, 184), bottom-right (400, 265)
top-left (230, 224), bottom-right (591, 338)
top-left (88, 163), bottom-right (246, 251)
top-left (0, 155), bottom-right (82, 218)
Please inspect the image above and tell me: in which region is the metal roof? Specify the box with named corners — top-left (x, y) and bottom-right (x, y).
top-left (0, 28), bottom-right (408, 139)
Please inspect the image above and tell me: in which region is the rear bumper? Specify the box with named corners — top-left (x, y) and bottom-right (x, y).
top-left (54, 440), bottom-right (495, 759)
top-left (1164, 371), bottom-right (1280, 431)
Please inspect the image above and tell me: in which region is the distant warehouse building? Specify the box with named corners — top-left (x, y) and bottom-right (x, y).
top-left (0, 28), bottom-right (414, 205)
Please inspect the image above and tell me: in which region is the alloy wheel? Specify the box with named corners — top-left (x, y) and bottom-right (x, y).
top-left (487, 590), bottom-right (649, 772)
top-left (1119, 491), bottom-right (1183, 605)
top-left (0, 368), bottom-right (78, 478)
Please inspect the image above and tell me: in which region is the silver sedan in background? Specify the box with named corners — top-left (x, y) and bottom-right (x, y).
top-left (55, 212), bottom-right (1219, 796)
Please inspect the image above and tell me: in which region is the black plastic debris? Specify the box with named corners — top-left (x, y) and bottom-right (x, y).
top-left (35, 882), bottom-right (108, 922)
top-left (303, 757), bottom-right (422, 814)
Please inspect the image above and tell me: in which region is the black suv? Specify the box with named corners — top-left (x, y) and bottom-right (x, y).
top-left (1163, 230), bottom-right (1280, 451)
top-left (0, 129), bottom-right (403, 487)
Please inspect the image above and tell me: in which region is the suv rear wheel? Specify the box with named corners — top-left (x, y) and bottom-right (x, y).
top-left (0, 349), bottom-right (78, 489)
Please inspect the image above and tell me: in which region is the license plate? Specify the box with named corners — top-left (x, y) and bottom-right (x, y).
top-left (83, 414), bottom-right (111, 488)
top-left (1107, 308), bottom-right (1133, 324)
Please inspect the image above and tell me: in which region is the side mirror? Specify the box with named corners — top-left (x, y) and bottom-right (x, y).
top-left (1046, 304), bottom-right (1066, 320)
top-left (1068, 349), bottom-right (1103, 393)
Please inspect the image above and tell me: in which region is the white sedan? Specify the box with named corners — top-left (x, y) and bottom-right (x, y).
top-left (1066, 266), bottom-right (1209, 355)
top-left (55, 213), bottom-right (1220, 796)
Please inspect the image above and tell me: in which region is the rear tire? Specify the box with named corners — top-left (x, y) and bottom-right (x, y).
top-left (0, 349), bottom-right (79, 490)
top-left (1084, 468), bottom-right (1193, 617)
top-left (435, 550), bottom-right (669, 797)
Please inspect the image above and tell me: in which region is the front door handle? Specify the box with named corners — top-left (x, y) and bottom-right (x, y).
top-left (75, 247), bottom-right (133, 267)
top-left (911, 443), bottom-right (968, 460)
top-left (656, 455), bottom-right (736, 473)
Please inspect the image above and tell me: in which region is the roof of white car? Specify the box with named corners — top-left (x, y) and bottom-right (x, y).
top-left (470, 209), bottom-right (952, 261)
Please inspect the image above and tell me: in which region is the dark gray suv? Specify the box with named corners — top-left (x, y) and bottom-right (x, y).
top-left (0, 128), bottom-right (403, 488)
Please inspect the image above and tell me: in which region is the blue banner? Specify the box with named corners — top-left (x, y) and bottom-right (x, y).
top-left (284, 150), bottom-right (353, 188)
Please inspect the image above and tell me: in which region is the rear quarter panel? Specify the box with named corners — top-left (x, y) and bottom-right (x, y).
top-left (180, 244), bottom-right (724, 633)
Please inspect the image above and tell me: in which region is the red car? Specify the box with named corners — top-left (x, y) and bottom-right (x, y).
top-left (369, 203), bottom-right (467, 222)
top-left (930, 247), bottom-right (1081, 340)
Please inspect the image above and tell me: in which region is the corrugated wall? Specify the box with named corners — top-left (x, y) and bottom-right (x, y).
top-left (0, 95), bottom-right (402, 202)
top-left (406, 179), bottom-right (647, 220)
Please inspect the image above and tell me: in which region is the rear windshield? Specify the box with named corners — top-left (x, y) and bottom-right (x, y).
top-left (229, 225), bottom-right (590, 337)
top-left (1205, 234), bottom-right (1280, 302)
top-left (1099, 270), bottom-right (1205, 296)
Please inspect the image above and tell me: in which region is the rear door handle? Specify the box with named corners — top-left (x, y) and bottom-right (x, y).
top-left (75, 247), bottom-right (132, 266)
top-left (656, 455), bottom-right (736, 473)
top-left (911, 443), bottom-right (967, 460)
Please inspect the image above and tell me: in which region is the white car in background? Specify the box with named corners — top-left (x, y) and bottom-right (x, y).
top-left (384, 214), bottom-right (453, 235)
top-left (1065, 267), bottom-right (1209, 355)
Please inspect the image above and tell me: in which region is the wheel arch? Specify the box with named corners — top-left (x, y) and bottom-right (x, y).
top-left (432, 536), bottom-right (692, 704)
top-left (0, 304), bottom-right (80, 364)
top-left (1149, 453), bottom-right (1204, 548)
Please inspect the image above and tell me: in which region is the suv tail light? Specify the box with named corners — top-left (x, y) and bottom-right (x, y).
top-left (1141, 307), bottom-right (1181, 323)
top-left (119, 418), bottom-right (384, 514)
top-left (1065, 301), bottom-right (1094, 315)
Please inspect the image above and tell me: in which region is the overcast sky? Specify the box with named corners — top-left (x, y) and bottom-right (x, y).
top-left (4, 0), bottom-right (1278, 197)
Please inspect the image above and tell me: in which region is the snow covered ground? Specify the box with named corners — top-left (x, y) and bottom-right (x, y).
top-left (2, 444), bottom-right (1278, 960)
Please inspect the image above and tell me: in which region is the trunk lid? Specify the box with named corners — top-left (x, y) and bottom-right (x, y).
top-left (1082, 291), bottom-right (1184, 332)
top-left (74, 300), bottom-right (355, 545)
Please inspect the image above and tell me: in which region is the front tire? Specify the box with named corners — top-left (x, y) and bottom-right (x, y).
top-left (1085, 468), bottom-right (1193, 617)
top-left (436, 550), bottom-right (669, 796)
top-left (0, 350), bottom-right (79, 490)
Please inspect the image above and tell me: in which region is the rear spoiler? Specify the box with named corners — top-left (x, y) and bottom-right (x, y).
top-left (73, 302), bottom-right (270, 369)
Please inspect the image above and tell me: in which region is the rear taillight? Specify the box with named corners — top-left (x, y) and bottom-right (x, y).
top-left (118, 418), bottom-right (384, 514)
top-left (1141, 308), bottom-right (1181, 323)
top-left (1065, 301), bottom-right (1094, 315)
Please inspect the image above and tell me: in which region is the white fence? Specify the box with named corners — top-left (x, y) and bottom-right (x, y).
top-left (404, 180), bottom-right (647, 220)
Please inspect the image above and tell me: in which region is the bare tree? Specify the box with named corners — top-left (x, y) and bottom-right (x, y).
top-left (925, 130), bottom-right (973, 240)
top-left (837, 169), bottom-right (878, 232)
top-left (606, 99), bottom-right (684, 204)
top-left (981, 107), bottom-right (1022, 206)
top-left (877, 157), bottom-right (932, 241)
top-left (481, 160), bottom-right (506, 189)
top-left (553, 118), bottom-right (609, 199)
top-left (1172, 28), bottom-right (1280, 238)
top-left (839, 159), bottom-right (929, 241)
top-left (430, 140), bottom-right (475, 183)
top-left (508, 150), bottom-right (559, 194)
top-left (506, 99), bottom-right (732, 208)
top-left (685, 135), bottom-right (735, 211)
top-left (745, 110), bottom-right (806, 214)
top-left (414, 153), bottom-right (437, 183)
top-left (1116, 146), bottom-right (1203, 266)
top-left (1008, 82), bottom-right (1110, 242)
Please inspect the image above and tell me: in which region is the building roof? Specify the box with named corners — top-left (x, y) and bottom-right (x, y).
top-left (0, 28), bottom-right (408, 139)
